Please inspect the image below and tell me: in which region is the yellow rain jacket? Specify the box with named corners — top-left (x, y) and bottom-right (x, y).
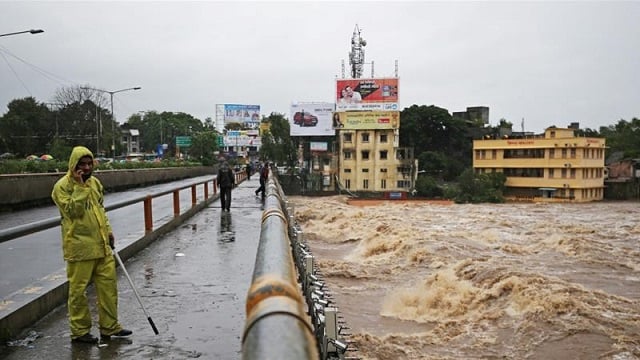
top-left (52, 146), bottom-right (113, 261)
top-left (51, 146), bottom-right (123, 338)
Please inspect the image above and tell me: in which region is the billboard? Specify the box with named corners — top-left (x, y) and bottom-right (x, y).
top-left (289, 102), bottom-right (335, 136)
top-left (336, 78), bottom-right (399, 111)
top-left (309, 142), bottom-right (328, 152)
top-left (223, 130), bottom-right (261, 147)
top-left (334, 111), bottom-right (400, 130)
top-left (216, 104), bottom-right (261, 130)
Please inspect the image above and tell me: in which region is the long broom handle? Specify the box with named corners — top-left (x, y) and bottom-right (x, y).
top-left (113, 249), bottom-right (160, 335)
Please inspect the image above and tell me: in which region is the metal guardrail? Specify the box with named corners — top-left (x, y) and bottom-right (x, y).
top-left (243, 170), bottom-right (358, 360)
top-left (0, 172), bottom-right (247, 342)
top-left (0, 173), bottom-right (251, 243)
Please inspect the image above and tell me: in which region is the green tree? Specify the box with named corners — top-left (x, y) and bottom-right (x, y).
top-left (0, 97), bottom-right (55, 156)
top-left (600, 118), bottom-right (640, 158)
top-left (415, 175), bottom-right (443, 197)
top-left (258, 113), bottom-right (296, 165)
top-left (190, 131), bottom-right (219, 165)
top-left (449, 169), bottom-right (506, 203)
top-left (400, 104), bottom-right (477, 180)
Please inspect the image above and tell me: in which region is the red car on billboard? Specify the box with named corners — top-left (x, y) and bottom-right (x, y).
top-left (293, 112), bottom-right (318, 127)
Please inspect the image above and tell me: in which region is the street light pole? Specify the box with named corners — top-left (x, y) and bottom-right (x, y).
top-left (81, 86), bottom-right (141, 158)
top-left (0, 29), bottom-right (44, 38)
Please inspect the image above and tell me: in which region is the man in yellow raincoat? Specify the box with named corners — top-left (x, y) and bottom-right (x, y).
top-left (51, 146), bottom-right (132, 343)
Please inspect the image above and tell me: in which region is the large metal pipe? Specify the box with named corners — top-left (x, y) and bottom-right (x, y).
top-left (243, 170), bottom-right (318, 360)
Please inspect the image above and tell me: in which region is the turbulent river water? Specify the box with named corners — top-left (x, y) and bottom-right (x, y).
top-left (289, 196), bottom-right (640, 360)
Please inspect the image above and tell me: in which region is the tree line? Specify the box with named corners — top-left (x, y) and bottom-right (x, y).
top-left (2, 86), bottom-right (638, 200)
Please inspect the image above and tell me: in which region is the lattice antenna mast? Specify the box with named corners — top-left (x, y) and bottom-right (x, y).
top-left (348, 24), bottom-right (367, 79)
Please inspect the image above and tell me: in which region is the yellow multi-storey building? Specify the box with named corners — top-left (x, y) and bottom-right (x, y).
top-left (473, 127), bottom-right (606, 202)
top-left (336, 111), bottom-right (416, 193)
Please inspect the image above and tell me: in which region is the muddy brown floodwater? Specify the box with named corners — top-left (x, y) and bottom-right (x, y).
top-left (289, 196), bottom-right (640, 360)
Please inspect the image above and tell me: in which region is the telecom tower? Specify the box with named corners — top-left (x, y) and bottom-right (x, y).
top-left (348, 24), bottom-right (367, 79)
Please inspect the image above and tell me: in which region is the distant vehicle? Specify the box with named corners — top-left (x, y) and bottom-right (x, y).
top-left (293, 112), bottom-right (318, 127)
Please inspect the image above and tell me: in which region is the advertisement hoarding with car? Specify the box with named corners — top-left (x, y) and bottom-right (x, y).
top-left (336, 78), bottom-right (399, 111)
top-left (289, 102), bottom-right (335, 137)
top-left (334, 111), bottom-right (400, 130)
top-left (215, 104), bottom-right (261, 130)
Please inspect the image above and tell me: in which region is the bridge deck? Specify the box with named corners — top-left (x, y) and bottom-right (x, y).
top-left (1, 178), bottom-right (264, 359)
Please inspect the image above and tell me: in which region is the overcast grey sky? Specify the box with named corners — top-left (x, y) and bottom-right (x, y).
top-left (1, 1), bottom-right (638, 132)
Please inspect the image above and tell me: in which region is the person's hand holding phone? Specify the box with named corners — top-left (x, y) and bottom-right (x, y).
top-left (73, 168), bottom-right (85, 184)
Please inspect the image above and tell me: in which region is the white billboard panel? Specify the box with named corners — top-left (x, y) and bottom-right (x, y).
top-left (289, 102), bottom-right (335, 137)
top-left (217, 104), bottom-right (261, 129)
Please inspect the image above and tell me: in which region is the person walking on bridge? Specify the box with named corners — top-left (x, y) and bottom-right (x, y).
top-left (51, 146), bottom-right (132, 344)
top-left (217, 161), bottom-right (235, 211)
top-left (254, 161), bottom-right (269, 199)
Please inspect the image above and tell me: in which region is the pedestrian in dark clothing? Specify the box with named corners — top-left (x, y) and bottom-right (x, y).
top-left (254, 162), bottom-right (269, 198)
top-left (246, 163), bottom-right (253, 180)
top-left (217, 162), bottom-right (235, 211)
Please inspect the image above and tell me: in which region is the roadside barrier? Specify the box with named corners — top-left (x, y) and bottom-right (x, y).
top-left (0, 172), bottom-right (245, 342)
top-left (243, 169), bottom-right (357, 360)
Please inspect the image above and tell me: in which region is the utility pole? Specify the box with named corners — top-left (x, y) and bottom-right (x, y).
top-left (81, 86), bottom-right (141, 158)
top-left (44, 102), bottom-right (64, 139)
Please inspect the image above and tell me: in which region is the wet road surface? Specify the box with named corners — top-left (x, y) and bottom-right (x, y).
top-left (0, 175), bottom-right (218, 299)
top-left (1, 177), bottom-right (264, 359)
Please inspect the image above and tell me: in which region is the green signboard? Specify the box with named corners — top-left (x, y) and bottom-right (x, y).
top-left (176, 136), bottom-right (191, 147)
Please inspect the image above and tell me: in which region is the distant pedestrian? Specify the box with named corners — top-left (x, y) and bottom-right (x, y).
top-left (217, 161), bottom-right (235, 211)
top-left (51, 146), bottom-right (132, 343)
top-left (254, 161), bottom-right (270, 198)
top-left (246, 162), bottom-right (253, 180)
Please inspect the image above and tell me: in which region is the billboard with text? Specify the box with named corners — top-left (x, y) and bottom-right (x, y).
top-left (336, 78), bottom-right (399, 111)
top-left (217, 104), bottom-right (261, 129)
top-left (289, 102), bottom-right (335, 136)
top-left (334, 111), bottom-right (400, 130)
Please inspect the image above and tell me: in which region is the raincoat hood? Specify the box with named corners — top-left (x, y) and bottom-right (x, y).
top-left (67, 146), bottom-right (94, 176)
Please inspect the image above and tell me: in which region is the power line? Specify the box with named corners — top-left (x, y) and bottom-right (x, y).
top-left (0, 51), bottom-right (32, 96)
top-left (0, 45), bottom-right (77, 87)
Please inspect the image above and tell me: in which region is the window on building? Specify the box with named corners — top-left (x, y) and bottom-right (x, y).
top-left (380, 150), bottom-right (388, 160)
top-left (361, 133), bottom-right (370, 142)
top-left (561, 149), bottom-right (567, 158)
top-left (561, 168), bottom-right (567, 178)
top-left (381, 179), bottom-right (386, 189)
top-left (550, 131), bottom-right (556, 138)
top-left (344, 168), bottom-right (351, 173)
top-left (345, 179), bottom-right (351, 189)
top-left (397, 180), bottom-right (411, 188)
top-left (549, 168), bottom-right (555, 178)
top-left (380, 168), bottom-right (387, 173)
top-left (549, 149), bottom-right (555, 158)
top-left (363, 179), bottom-right (369, 189)
top-left (362, 150), bottom-right (370, 160)
top-left (492, 150), bottom-right (497, 159)
top-left (504, 168), bottom-right (544, 177)
top-left (380, 134), bottom-right (388, 143)
top-left (570, 148), bottom-right (576, 158)
top-left (504, 149), bottom-right (545, 158)
top-left (570, 169), bottom-right (576, 178)
top-left (344, 151), bottom-right (352, 160)
top-left (362, 168), bottom-right (369, 173)
top-left (343, 133), bottom-right (352, 142)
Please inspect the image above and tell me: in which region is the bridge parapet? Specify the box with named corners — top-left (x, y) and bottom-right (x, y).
top-left (243, 169), bottom-right (358, 360)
